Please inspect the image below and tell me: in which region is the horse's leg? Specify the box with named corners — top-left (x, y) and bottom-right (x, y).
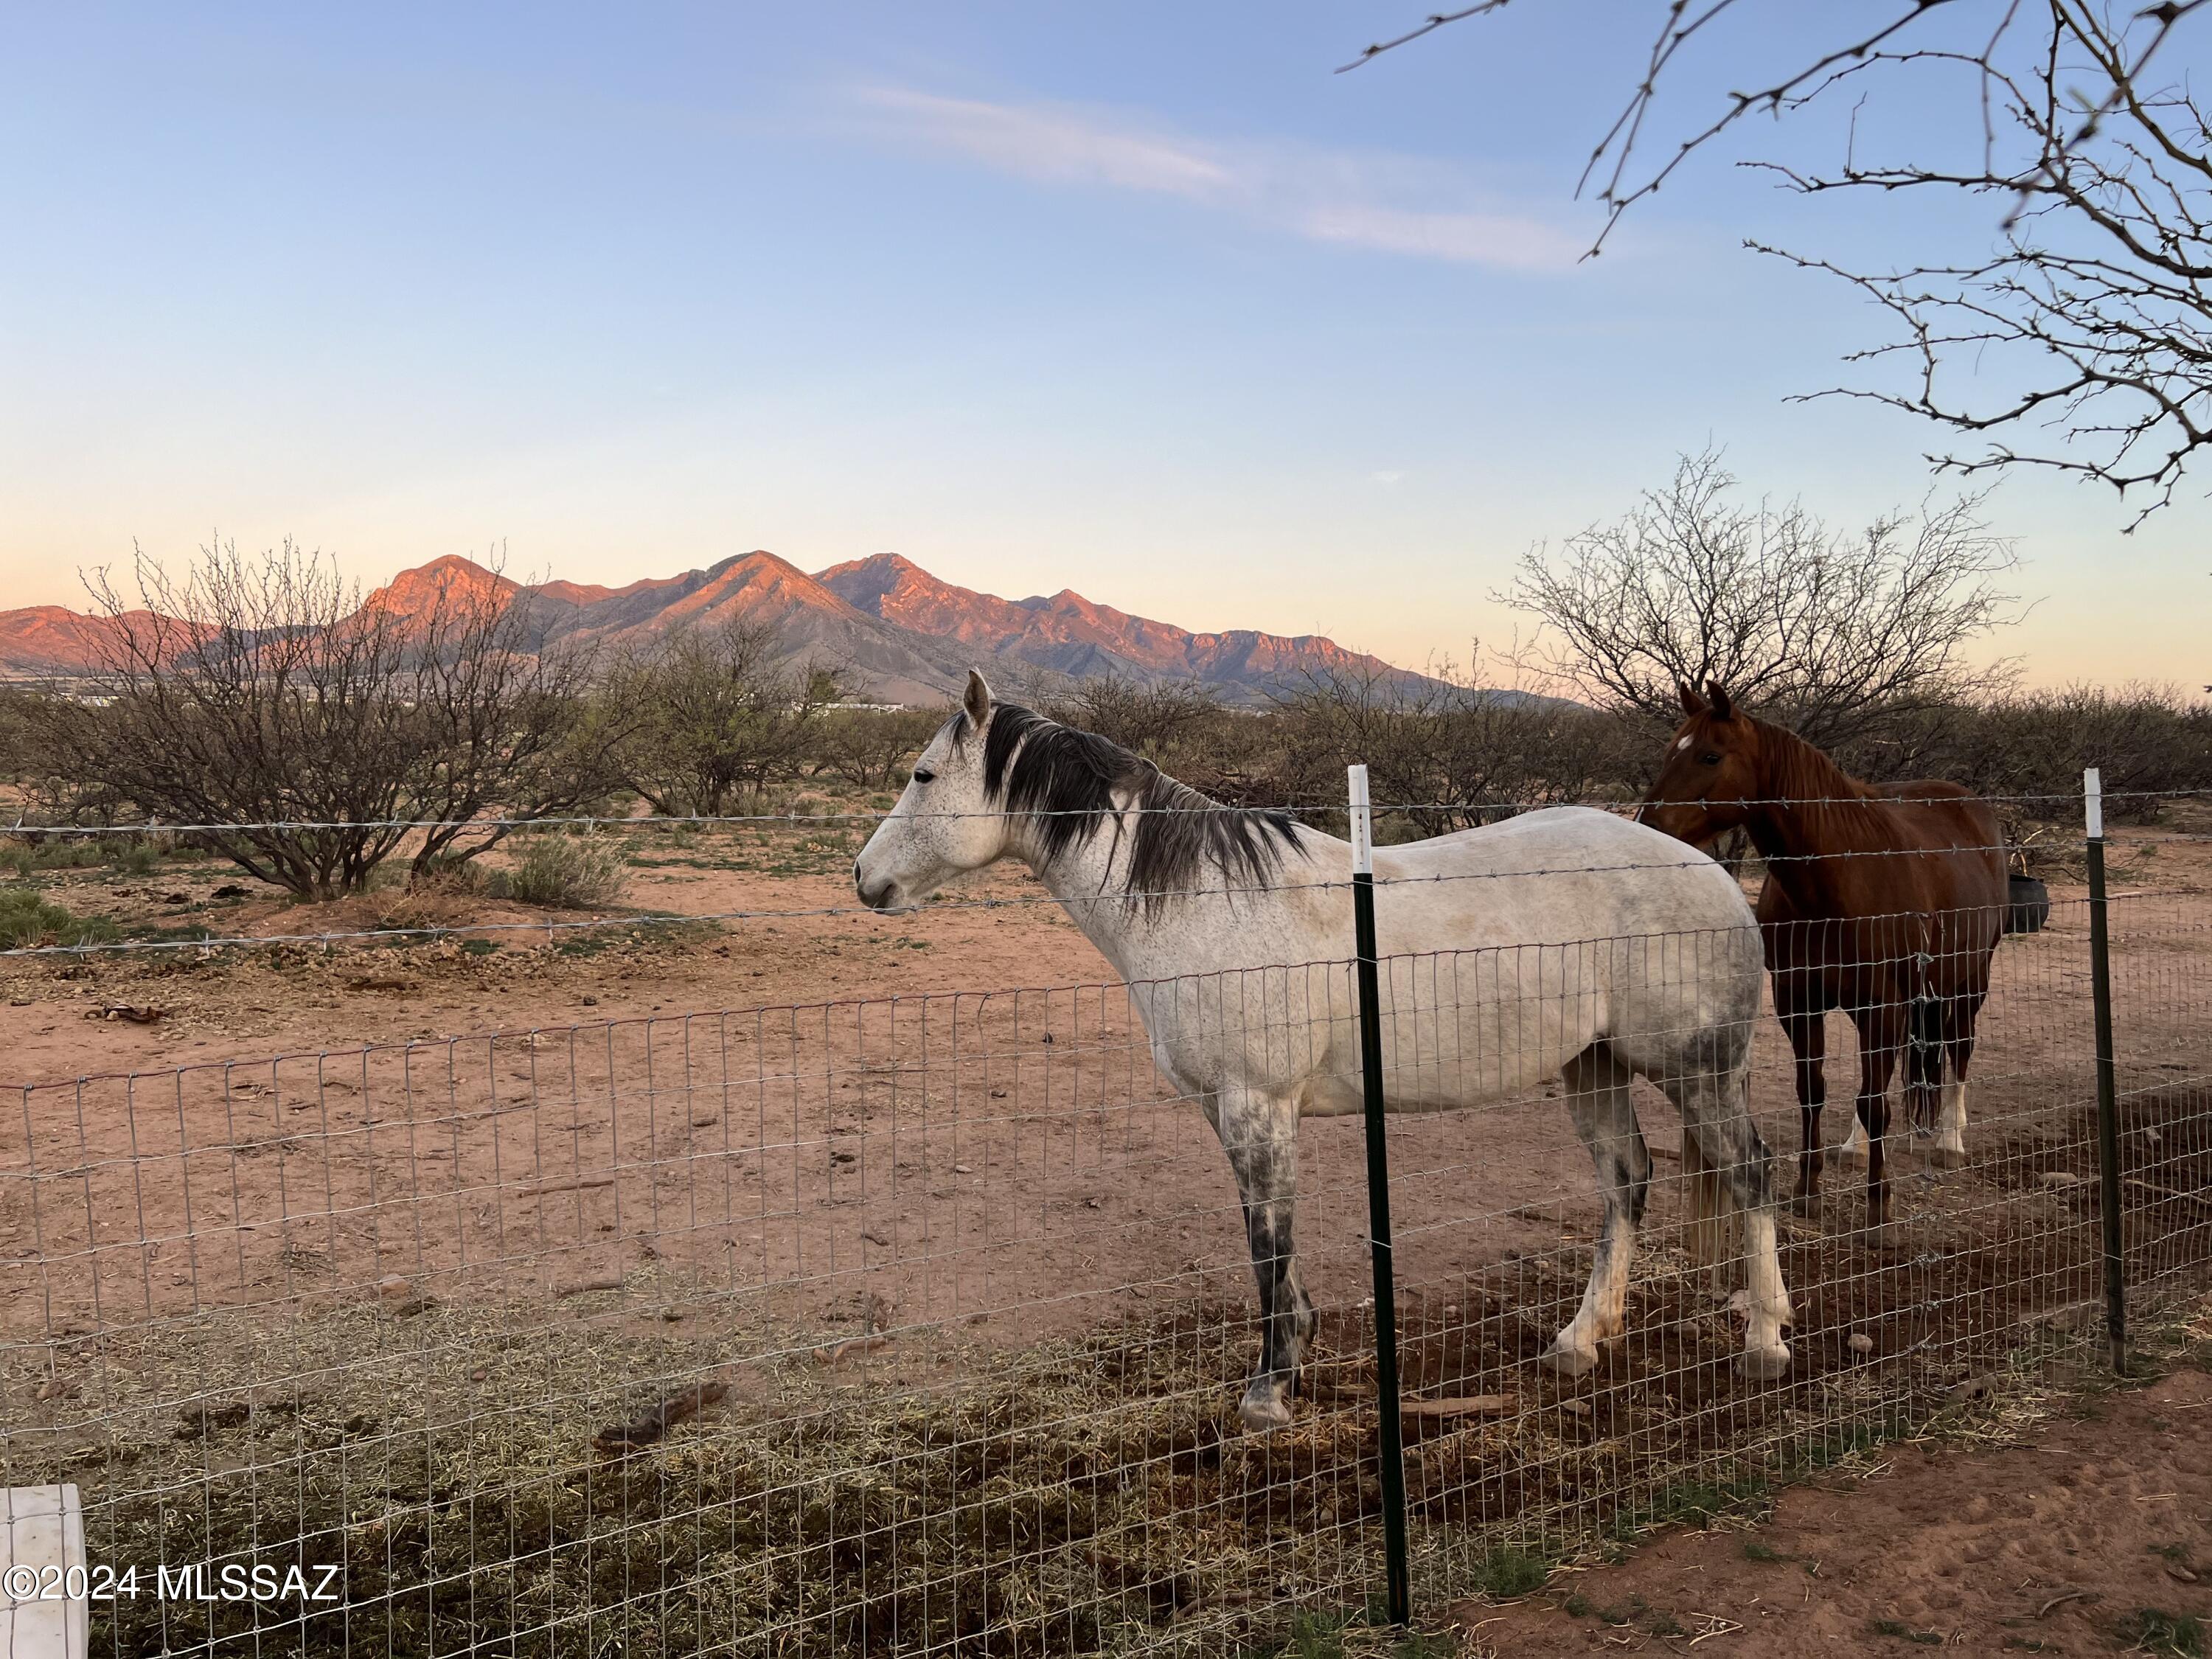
top-left (1541, 1044), bottom-right (1649, 1378)
top-left (1673, 1064), bottom-right (1793, 1380)
top-left (1779, 1001), bottom-right (1828, 1211)
top-left (1930, 983), bottom-right (1988, 1171)
top-left (1215, 1087), bottom-right (1310, 1432)
top-left (1848, 1002), bottom-right (1906, 1237)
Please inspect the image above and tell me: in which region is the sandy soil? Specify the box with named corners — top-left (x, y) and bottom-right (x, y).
top-left (1454, 1366), bottom-right (2212, 1655)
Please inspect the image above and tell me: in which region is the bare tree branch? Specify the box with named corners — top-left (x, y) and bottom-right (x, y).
top-left (1340, 1), bottom-right (2212, 520)
top-left (1503, 450), bottom-right (2023, 749)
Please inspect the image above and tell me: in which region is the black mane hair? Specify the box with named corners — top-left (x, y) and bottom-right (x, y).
top-left (950, 701), bottom-right (1301, 906)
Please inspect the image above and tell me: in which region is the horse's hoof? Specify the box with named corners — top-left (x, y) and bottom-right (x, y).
top-left (1789, 1190), bottom-right (1821, 1219)
top-left (1736, 1343), bottom-right (1792, 1382)
top-left (1925, 1145), bottom-right (1968, 1171)
top-left (1538, 1340), bottom-right (1599, 1379)
top-left (1238, 1391), bottom-right (1293, 1434)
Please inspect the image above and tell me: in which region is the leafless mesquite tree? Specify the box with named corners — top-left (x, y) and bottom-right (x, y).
top-left (1269, 660), bottom-right (1631, 833)
top-left (24, 540), bottom-right (618, 900)
top-left (1034, 674), bottom-right (1228, 760)
top-left (1345, 1), bottom-right (2212, 524)
top-left (611, 619), bottom-right (849, 818)
top-left (1505, 450), bottom-right (2022, 751)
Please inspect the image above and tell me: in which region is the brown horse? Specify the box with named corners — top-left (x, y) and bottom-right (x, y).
top-left (1639, 684), bottom-right (2009, 1232)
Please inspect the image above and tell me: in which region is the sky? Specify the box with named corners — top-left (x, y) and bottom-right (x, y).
top-left (1, 2), bottom-right (2203, 689)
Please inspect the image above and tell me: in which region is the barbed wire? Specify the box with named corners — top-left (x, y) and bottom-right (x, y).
top-left (0, 844), bottom-right (2135, 964)
top-left (1, 786), bottom-right (2196, 840)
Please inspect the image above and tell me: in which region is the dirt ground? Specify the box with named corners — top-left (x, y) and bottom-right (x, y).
top-left (1453, 1365), bottom-right (2212, 1656)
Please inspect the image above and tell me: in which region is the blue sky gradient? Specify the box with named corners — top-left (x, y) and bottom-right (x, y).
top-left (3, 3), bottom-right (2200, 685)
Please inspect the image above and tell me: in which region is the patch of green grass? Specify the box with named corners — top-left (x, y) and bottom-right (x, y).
top-left (1659, 1478), bottom-right (1770, 1526)
top-left (459, 938), bottom-right (501, 956)
top-left (1788, 1420), bottom-right (1891, 1475)
top-left (1239, 1609), bottom-right (1452, 1659)
top-left (0, 888), bottom-right (119, 950)
top-left (1463, 1545), bottom-right (1554, 1600)
top-left (1, 840), bottom-right (104, 877)
top-left (1742, 1540), bottom-right (1787, 1562)
top-left (109, 842), bottom-right (160, 877)
top-left (1562, 1593), bottom-right (1592, 1618)
top-left (2129, 1608), bottom-right (2208, 1656)
top-left (1, 835), bottom-right (175, 878)
top-left (1605, 1474), bottom-right (1772, 1542)
top-left (490, 834), bottom-right (628, 909)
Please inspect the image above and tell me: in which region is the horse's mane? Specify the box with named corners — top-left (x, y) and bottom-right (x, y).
top-left (1747, 718), bottom-right (1871, 810)
top-left (954, 702), bottom-right (1301, 908)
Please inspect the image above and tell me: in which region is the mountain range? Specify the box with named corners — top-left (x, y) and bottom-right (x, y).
top-left (0, 552), bottom-right (1441, 705)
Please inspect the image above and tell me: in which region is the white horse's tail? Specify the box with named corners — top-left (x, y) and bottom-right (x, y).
top-left (1682, 1128), bottom-right (1742, 1272)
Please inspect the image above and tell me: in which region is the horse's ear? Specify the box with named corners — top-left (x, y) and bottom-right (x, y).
top-left (1705, 681), bottom-right (1736, 721)
top-left (1677, 683), bottom-right (1709, 717)
top-left (963, 668), bottom-right (993, 728)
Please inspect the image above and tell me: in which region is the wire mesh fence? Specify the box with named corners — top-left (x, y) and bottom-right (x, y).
top-left (3, 863), bottom-right (2205, 1656)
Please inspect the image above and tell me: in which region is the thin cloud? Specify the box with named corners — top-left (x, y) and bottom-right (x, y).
top-left (857, 88), bottom-right (1232, 198)
top-left (1301, 204), bottom-right (1581, 273)
top-left (847, 86), bottom-right (1582, 273)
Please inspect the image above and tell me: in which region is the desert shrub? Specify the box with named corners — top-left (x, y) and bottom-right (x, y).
top-left (1975, 686), bottom-right (2207, 821)
top-left (608, 620), bottom-right (848, 815)
top-left (1267, 664), bottom-right (1639, 833)
top-left (1034, 675), bottom-right (1225, 759)
top-left (488, 834), bottom-right (629, 909)
top-left (15, 540), bottom-right (622, 900)
top-left (1837, 684), bottom-right (2212, 824)
top-left (1, 838), bottom-right (105, 877)
top-left (805, 706), bottom-right (943, 788)
top-left (0, 888), bottom-right (119, 950)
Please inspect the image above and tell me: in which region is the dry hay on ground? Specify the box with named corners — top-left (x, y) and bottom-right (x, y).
top-left (2, 1173), bottom-right (2153, 1659)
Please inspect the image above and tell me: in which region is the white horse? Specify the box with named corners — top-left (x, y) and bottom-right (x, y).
top-left (855, 672), bottom-right (1792, 1430)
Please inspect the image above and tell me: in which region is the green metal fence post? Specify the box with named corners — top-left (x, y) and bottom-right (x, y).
top-left (2085, 766), bottom-right (2127, 1374)
top-left (1347, 763), bottom-right (1411, 1625)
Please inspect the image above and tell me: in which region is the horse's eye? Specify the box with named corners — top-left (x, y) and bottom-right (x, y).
top-left (1697, 752), bottom-right (1722, 767)
top-left (911, 768), bottom-right (935, 785)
